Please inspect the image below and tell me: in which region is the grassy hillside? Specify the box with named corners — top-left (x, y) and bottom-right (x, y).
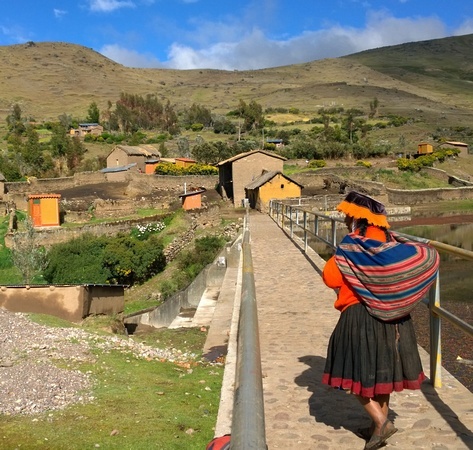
top-left (0, 36), bottom-right (471, 124)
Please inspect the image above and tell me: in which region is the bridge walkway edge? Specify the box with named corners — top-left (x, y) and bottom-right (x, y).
top-left (241, 211), bottom-right (473, 449)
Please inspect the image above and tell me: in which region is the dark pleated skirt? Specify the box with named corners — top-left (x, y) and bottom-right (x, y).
top-left (322, 303), bottom-right (425, 398)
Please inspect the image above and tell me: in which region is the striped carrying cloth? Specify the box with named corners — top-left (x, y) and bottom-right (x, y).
top-left (335, 232), bottom-right (440, 321)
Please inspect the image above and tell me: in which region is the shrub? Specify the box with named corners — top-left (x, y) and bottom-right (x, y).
top-left (307, 159), bottom-right (327, 168)
top-left (355, 160), bottom-right (372, 168)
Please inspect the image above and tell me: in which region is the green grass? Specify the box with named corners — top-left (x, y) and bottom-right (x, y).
top-left (0, 318), bottom-right (222, 449)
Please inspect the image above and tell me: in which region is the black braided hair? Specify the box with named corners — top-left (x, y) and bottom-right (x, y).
top-left (357, 218), bottom-right (391, 241)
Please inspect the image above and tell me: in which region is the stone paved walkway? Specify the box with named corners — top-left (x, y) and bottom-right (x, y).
top-left (246, 211), bottom-right (473, 450)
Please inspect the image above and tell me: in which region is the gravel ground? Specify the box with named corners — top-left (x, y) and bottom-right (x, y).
top-left (0, 309), bottom-right (199, 416)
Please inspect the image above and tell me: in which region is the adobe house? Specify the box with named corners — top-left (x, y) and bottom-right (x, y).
top-left (175, 157), bottom-right (196, 168)
top-left (70, 123), bottom-right (104, 137)
top-left (100, 163), bottom-right (137, 181)
top-left (216, 150), bottom-right (286, 207)
top-left (28, 193), bottom-right (61, 227)
top-left (0, 284), bottom-right (125, 323)
top-left (106, 145), bottom-right (161, 173)
top-left (179, 188), bottom-right (206, 210)
top-left (245, 171), bottom-right (303, 212)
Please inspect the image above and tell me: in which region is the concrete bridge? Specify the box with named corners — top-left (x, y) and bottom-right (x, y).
top-left (203, 211), bottom-right (473, 449)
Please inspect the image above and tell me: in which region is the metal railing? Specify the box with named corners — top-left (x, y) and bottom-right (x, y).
top-left (230, 212), bottom-right (267, 449)
top-left (269, 199), bottom-right (473, 388)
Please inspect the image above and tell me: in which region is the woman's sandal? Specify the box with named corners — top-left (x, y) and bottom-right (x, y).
top-left (364, 419), bottom-right (398, 450)
top-left (356, 424), bottom-right (374, 441)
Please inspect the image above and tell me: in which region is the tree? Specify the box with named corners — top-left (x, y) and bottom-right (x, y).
top-left (6, 103), bottom-right (26, 135)
top-left (86, 101), bottom-right (100, 123)
top-left (11, 218), bottom-right (46, 284)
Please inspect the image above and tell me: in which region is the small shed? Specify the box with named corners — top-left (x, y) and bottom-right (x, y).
top-left (179, 189), bottom-right (206, 210)
top-left (145, 159), bottom-right (160, 174)
top-left (245, 171), bottom-right (303, 212)
top-left (417, 142), bottom-right (433, 155)
top-left (28, 194), bottom-right (61, 227)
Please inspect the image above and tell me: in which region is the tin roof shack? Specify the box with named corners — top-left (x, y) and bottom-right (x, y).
top-left (145, 159), bottom-right (160, 174)
top-left (245, 171), bottom-right (303, 212)
top-left (216, 150), bottom-right (286, 207)
top-left (0, 284), bottom-right (125, 323)
top-left (106, 145), bottom-right (161, 173)
top-left (28, 194), bottom-right (61, 227)
top-left (179, 188), bottom-right (206, 210)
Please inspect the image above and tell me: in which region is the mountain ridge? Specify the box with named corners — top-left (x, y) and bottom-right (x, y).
top-left (0, 34), bottom-right (472, 131)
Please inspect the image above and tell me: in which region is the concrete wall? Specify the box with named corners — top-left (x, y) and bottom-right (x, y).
top-left (0, 284), bottom-right (124, 323)
top-left (124, 233), bottom-right (243, 329)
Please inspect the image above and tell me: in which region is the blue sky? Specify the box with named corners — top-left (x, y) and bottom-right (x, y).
top-left (1, 1), bottom-right (473, 70)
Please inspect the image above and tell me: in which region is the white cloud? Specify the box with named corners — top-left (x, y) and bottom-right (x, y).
top-left (162, 12), bottom-right (449, 70)
top-left (100, 44), bottom-right (164, 68)
top-left (89, 0), bottom-right (135, 13)
top-left (453, 19), bottom-right (473, 36)
top-left (99, 11), bottom-right (464, 70)
top-left (53, 9), bottom-right (67, 19)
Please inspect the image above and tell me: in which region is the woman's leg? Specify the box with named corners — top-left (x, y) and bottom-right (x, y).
top-left (356, 395), bottom-right (387, 432)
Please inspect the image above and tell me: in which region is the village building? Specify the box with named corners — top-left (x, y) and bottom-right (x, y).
top-left (70, 123), bottom-right (104, 137)
top-left (28, 193), bottom-right (61, 227)
top-left (175, 157), bottom-right (197, 169)
top-left (100, 163), bottom-right (137, 181)
top-left (216, 150), bottom-right (286, 207)
top-left (144, 159), bottom-right (160, 174)
top-left (106, 145), bottom-right (161, 173)
top-left (179, 188), bottom-right (206, 210)
top-left (245, 171), bottom-right (303, 212)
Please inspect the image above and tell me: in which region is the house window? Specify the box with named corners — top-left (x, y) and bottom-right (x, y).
top-left (281, 184), bottom-right (284, 189)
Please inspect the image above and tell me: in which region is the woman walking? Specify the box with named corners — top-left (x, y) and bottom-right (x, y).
top-left (322, 191), bottom-right (439, 450)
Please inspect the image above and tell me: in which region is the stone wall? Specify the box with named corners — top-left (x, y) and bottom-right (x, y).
top-left (387, 186), bottom-right (473, 205)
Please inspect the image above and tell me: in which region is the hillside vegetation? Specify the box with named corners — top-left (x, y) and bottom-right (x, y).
top-left (1, 35), bottom-right (472, 133)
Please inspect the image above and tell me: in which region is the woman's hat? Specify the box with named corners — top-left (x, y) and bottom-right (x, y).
top-left (337, 191), bottom-right (390, 228)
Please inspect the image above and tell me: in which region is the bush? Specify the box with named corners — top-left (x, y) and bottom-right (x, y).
top-left (355, 160), bottom-right (372, 168)
top-left (307, 159), bottom-right (326, 168)
top-left (43, 233), bottom-right (166, 285)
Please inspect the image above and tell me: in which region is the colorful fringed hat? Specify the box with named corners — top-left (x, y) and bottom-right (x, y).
top-left (337, 191), bottom-right (390, 229)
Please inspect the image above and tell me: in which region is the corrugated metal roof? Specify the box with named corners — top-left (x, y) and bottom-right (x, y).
top-left (100, 163), bottom-right (137, 173)
top-left (179, 189), bottom-right (206, 198)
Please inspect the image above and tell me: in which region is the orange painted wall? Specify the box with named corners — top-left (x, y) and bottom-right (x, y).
top-left (28, 195), bottom-right (61, 227)
top-left (182, 194), bottom-right (202, 210)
